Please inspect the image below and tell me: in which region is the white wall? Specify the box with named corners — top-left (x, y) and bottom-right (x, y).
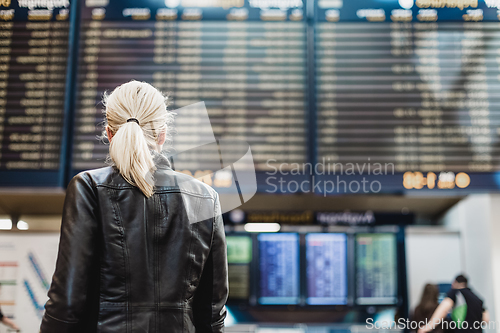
top-left (405, 227), bottom-right (462, 312)
top-left (0, 233), bottom-right (60, 333)
top-left (440, 194), bottom-right (500, 333)
top-left (491, 196), bottom-right (500, 333)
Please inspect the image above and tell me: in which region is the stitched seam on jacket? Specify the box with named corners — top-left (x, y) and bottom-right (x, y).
top-left (96, 184), bottom-right (136, 189)
top-left (210, 195), bottom-right (219, 328)
top-left (82, 172), bottom-right (106, 316)
top-left (96, 185), bottom-right (179, 191)
top-left (182, 218), bottom-right (197, 332)
top-left (210, 194), bottom-right (217, 253)
top-left (84, 172), bottom-right (105, 308)
top-left (154, 194), bottom-right (160, 333)
top-left (100, 305), bottom-right (185, 309)
top-left (185, 223), bottom-right (199, 304)
top-left (96, 185), bottom-right (214, 199)
top-left (186, 189), bottom-right (201, 302)
top-left (178, 190), bottom-right (214, 198)
top-left (109, 188), bottom-right (130, 333)
top-left (44, 312), bottom-right (78, 324)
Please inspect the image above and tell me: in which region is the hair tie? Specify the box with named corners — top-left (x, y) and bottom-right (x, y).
top-left (127, 118), bottom-right (140, 125)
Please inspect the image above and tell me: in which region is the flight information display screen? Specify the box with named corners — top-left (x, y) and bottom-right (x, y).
top-left (355, 233), bottom-right (398, 305)
top-left (0, 0), bottom-right (71, 186)
top-left (315, 0), bottom-right (500, 193)
top-left (227, 235), bottom-right (252, 300)
top-left (258, 233), bottom-right (300, 305)
top-left (72, 0), bottom-right (308, 181)
top-left (4, 0), bottom-right (500, 193)
top-left (305, 233), bottom-right (347, 305)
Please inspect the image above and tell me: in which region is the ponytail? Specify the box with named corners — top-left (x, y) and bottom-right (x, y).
top-left (103, 80), bottom-right (174, 197)
top-left (109, 121), bottom-right (156, 197)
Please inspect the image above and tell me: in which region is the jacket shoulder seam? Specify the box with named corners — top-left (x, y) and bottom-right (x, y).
top-left (77, 171), bottom-right (98, 193)
top-left (95, 184), bottom-right (136, 190)
top-left (94, 185), bottom-right (214, 199)
top-left (178, 189), bottom-right (215, 199)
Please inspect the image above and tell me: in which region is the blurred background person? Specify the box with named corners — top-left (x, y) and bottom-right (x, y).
top-left (412, 284), bottom-right (443, 333)
top-left (419, 275), bottom-right (489, 333)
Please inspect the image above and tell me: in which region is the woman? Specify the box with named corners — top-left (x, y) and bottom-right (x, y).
top-left (412, 284), bottom-right (443, 333)
top-left (40, 81), bottom-right (228, 333)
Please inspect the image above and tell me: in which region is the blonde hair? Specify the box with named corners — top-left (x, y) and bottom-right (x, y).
top-left (103, 80), bottom-right (174, 197)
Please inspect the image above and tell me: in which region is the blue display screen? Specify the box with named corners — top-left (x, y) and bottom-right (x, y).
top-left (258, 233), bottom-right (300, 305)
top-left (305, 233), bottom-right (348, 305)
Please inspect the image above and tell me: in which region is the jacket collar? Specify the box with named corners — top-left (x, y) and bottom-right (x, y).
top-left (151, 150), bottom-right (173, 170)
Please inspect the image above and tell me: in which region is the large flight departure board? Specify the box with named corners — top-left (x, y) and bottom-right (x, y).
top-left (4, 0), bottom-right (500, 193)
top-left (0, 0), bottom-right (71, 186)
top-left (305, 233), bottom-right (348, 305)
top-left (72, 0), bottom-right (308, 179)
top-left (315, 0), bottom-right (500, 193)
top-left (258, 233), bottom-right (300, 305)
top-left (355, 233), bottom-right (397, 305)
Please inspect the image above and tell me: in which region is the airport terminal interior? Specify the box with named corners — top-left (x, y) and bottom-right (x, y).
top-left (1, 0), bottom-right (500, 332)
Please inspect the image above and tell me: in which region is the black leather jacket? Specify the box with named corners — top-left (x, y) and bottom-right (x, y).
top-left (40, 153), bottom-right (229, 333)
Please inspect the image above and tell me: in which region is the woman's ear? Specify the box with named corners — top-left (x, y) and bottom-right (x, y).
top-left (157, 130), bottom-right (166, 145)
top-left (106, 126), bottom-right (113, 141)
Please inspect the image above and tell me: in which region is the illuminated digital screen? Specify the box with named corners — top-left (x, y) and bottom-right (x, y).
top-left (0, 0), bottom-right (71, 186)
top-left (315, 1), bottom-right (500, 176)
top-left (228, 265), bottom-right (251, 300)
top-left (227, 235), bottom-right (252, 300)
top-left (305, 233), bottom-right (348, 305)
top-left (72, 0), bottom-right (307, 178)
top-left (258, 233), bottom-right (300, 305)
top-left (227, 236), bottom-right (252, 264)
top-left (2, 0), bottom-right (500, 192)
top-left (356, 233), bottom-right (398, 305)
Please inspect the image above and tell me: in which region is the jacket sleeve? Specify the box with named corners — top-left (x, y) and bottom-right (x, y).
top-left (193, 193), bottom-right (229, 333)
top-left (40, 173), bottom-right (100, 333)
